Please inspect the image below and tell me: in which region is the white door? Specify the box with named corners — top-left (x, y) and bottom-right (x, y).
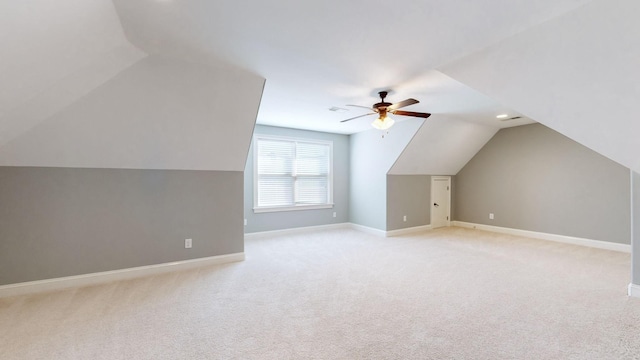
top-left (431, 176), bottom-right (451, 229)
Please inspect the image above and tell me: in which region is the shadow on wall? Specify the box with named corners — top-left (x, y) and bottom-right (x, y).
top-left (454, 123), bottom-right (630, 244)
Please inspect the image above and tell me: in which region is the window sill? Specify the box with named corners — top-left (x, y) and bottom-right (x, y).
top-left (253, 204), bottom-right (334, 213)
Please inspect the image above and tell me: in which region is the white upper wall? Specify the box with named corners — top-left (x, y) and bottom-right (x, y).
top-left (389, 115), bottom-right (498, 175)
top-left (0, 1), bottom-right (265, 171)
top-left (0, 55), bottom-right (265, 171)
top-left (350, 119), bottom-right (424, 229)
top-left (0, 0), bottom-right (146, 147)
top-left (439, 0), bottom-right (640, 173)
top-left (387, 70), bottom-right (529, 176)
top-left (6, 0), bottom-right (629, 176)
top-left (111, 0), bottom-right (592, 135)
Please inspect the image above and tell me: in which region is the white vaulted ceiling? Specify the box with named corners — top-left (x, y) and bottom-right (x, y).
top-left (111, 0), bottom-right (588, 133)
top-left (0, 55), bottom-right (265, 171)
top-left (0, 0), bottom-right (264, 171)
top-left (439, 0), bottom-right (640, 173)
top-left (4, 0), bottom-right (639, 175)
top-left (0, 0), bottom-right (145, 147)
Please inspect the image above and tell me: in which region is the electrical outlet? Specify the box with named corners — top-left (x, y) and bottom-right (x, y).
top-left (185, 238), bottom-right (192, 249)
top-left (403, 215), bottom-right (407, 222)
top-left (244, 219), bottom-right (247, 226)
top-left (489, 213), bottom-right (494, 220)
top-left (332, 212), bottom-right (336, 218)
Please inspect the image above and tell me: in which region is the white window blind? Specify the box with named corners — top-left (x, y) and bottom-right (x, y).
top-left (254, 136), bottom-right (332, 212)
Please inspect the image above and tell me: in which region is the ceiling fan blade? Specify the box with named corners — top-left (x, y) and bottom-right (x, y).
top-left (340, 113), bottom-right (376, 122)
top-left (388, 98), bottom-right (419, 111)
top-left (391, 110), bottom-right (431, 119)
top-left (346, 104), bottom-right (373, 110)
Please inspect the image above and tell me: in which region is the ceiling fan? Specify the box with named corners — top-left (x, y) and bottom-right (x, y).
top-left (341, 91), bottom-right (431, 130)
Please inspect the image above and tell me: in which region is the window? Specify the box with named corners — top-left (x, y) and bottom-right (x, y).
top-left (253, 135), bottom-right (333, 212)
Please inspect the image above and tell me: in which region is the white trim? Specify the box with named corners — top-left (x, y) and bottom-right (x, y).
top-left (431, 176), bottom-right (452, 228)
top-left (386, 225), bottom-right (433, 237)
top-left (244, 223), bottom-right (351, 239)
top-left (349, 223), bottom-right (387, 237)
top-left (253, 134), bottom-right (333, 212)
top-left (629, 283), bottom-right (640, 298)
top-left (453, 221), bottom-right (631, 253)
top-left (0, 253), bottom-right (244, 299)
top-left (245, 222), bottom-right (433, 239)
top-left (631, 170), bottom-right (636, 291)
top-left (253, 203), bottom-right (334, 213)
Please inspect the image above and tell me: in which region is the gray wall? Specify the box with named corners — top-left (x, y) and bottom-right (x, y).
top-left (454, 123), bottom-right (630, 244)
top-left (0, 167), bottom-right (243, 285)
top-left (350, 119), bottom-right (424, 230)
top-left (386, 175), bottom-right (431, 230)
top-left (243, 125), bottom-right (350, 233)
top-left (633, 171), bottom-right (640, 284)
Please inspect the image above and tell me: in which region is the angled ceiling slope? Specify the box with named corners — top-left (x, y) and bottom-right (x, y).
top-left (0, 55), bottom-right (265, 171)
top-left (440, 0), bottom-right (640, 174)
top-left (105, 0), bottom-right (595, 177)
top-left (389, 115), bottom-right (499, 176)
top-left (389, 71), bottom-right (532, 176)
top-left (1, 1), bottom-right (265, 171)
top-left (110, 0), bottom-right (592, 135)
top-left (0, 0), bottom-right (146, 148)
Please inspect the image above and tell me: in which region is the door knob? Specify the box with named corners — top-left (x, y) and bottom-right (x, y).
top-left (434, 203), bottom-right (439, 207)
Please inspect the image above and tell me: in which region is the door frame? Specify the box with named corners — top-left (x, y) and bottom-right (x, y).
top-left (430, 176), bottom-right (451, 228)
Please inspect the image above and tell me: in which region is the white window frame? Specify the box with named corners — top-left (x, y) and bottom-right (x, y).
top-left (253, 134), bottom-right (334, 213)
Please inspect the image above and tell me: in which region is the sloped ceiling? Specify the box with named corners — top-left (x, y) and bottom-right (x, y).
top-left (440, 0), bottom-right (640, 174)
top-left (389, 71), bottom-right (530, 175)
top-left (0, 55), bottom-right (264, 171)
top-left (6, 1), bottom-right (636, 176)
top-left (106, 0), bottom-right (591, 175)
top-left (0, 0), bottom-right (265, 171)
top-left (0, 0), bottom-right (145, 147)
top-left (110, 0), bottom-right (589, 134)
top-left (389, 115), bottom-right (499, 175)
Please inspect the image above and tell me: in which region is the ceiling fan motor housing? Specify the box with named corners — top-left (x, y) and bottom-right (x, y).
top-left (374, 91), bottom-right (392, 111)
top-left (340, 90), bottom-right (430, 123)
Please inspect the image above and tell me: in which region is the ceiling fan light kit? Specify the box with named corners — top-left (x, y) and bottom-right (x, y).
top-left (371, 115), bottom-right (395, 130)
top-left (342, 91), bottom-right (431, 130)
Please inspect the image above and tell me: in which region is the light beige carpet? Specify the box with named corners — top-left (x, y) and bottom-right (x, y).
top-left (1, 227), bottom-right (639, 359)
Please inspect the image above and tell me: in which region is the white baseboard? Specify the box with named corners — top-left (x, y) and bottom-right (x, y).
top-left (453, 221), bottom-right (631, 253)
top-left (629, 283), bottom-right (640, 298)
top-left (0, 252), bottom-right (244, 298)
top-left (386, 225), bottom-right (433, 237)
top-left (245, 222), bottom-right (396, 238)
top-left (349, 223), bottom-right (433, 237)
top-left (245, 222), bottom-right (433, 239)
top-left (244, 223), bottom-right (351, 239)
top-left (349, 223), bottom-right (387, 237)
